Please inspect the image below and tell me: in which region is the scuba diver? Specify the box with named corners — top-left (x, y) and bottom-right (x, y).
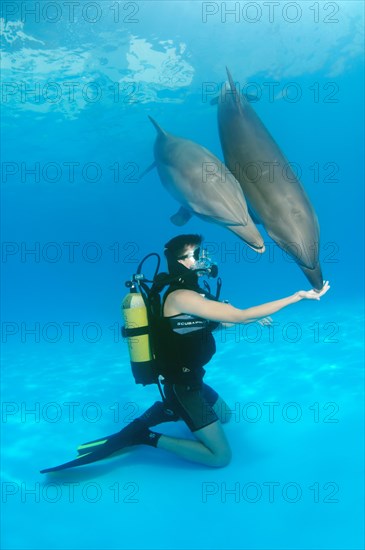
top-left (41, 234), bottom-right (330, 473)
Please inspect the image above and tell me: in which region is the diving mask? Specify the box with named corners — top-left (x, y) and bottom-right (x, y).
top-left (178, 247), bottom-right (218, 278)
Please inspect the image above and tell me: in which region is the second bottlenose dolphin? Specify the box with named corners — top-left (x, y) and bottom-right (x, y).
top-left (145, 117), bottom-right (265, 252)
top-left (215, 69), bottom-right (324, 290)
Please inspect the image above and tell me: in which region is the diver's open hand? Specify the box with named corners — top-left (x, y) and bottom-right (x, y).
top-left (296, 281), bottom-right (330, 301)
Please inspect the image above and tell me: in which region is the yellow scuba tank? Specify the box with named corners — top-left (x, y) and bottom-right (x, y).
top-left (121, 280), bottom-right (156, 385)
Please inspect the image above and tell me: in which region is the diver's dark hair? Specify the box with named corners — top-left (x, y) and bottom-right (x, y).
top-left (164, 234), bottom-right (202, 271)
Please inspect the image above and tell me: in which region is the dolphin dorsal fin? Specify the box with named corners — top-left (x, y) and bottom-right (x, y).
top-left (226, 67), bottom-right (241, 105)
top-left (148, 116), bottom-right (167, 136)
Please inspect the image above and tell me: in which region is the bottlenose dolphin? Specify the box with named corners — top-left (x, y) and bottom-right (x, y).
top-left (215, 69), bottom-right (324, 290)
top-left (145, 116), bottom-right (265, 252)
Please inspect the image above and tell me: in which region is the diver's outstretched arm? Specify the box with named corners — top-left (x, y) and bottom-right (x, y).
top-left (168, 281), bottom-right (330, 324)
top-left (237, 281), bottom-right (330, 323)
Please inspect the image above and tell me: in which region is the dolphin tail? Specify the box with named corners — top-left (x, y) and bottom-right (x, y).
top-left (148, 116), bottom-right (166, 136)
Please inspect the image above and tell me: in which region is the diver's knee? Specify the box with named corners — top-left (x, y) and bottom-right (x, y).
top-left (211, 447), bottom-right (232, 468)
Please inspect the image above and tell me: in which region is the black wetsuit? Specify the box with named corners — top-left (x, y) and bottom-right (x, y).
top-left (158, 284), bottom-right (221, 432)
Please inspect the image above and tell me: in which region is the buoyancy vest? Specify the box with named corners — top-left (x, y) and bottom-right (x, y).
top-left (156, 285), bottom-right (220, 385)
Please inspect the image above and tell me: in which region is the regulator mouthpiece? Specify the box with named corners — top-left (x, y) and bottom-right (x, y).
top-left (191, 248), bottom-right (218, 278)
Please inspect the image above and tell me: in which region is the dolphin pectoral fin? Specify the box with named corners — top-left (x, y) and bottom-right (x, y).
top-left (210, 97), bottom-right (219, 106)
top-left (170, 206), bottom-right (193, 226)
top-left (139, 162), bottom-right (156, 181)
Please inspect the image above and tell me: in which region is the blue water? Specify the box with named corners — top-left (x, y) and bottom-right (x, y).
top-left (1, 1), bottom-right (364, 549)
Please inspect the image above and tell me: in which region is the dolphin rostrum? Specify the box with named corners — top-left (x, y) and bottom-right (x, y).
top-left (145, 116), bottom-right (265, 252)
top-left (215, 68), bottom-right (324, 290)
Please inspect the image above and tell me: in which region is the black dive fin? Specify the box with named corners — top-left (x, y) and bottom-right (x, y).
top-left (170, 206), bottom-right (193, 226)
top-left (77, 431), bottom-right (120, 455)
top-left (76, 419), bottom-right (149, 455)
top-left (40, 437), bottom-right (131, 474)
top-left (139, 161), bottom-right (156, 181)
top-left (41, 422), bottom-right (147, 473)
top-left (40, 451), bottom-right (103, 474)
top-left (39, 441), bottom-right (131, 474)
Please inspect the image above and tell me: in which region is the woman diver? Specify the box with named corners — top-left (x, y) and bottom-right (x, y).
top-left (41, 234), bottom-right (330, 473)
